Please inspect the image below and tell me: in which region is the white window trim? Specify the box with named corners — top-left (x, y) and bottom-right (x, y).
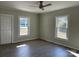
top-left (18, 16), bottom-right (30, 37)
top-left (55, 15), bottom-right (69, 40)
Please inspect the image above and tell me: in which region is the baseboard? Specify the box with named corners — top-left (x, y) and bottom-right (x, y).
top-left (13, 38), bottom-right (39, 43)
top-left (0, 38), bottom-right (38, 45)
top-left (40, 38), bottom-right (79, 53)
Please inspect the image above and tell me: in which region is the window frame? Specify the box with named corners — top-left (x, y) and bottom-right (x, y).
top-left (18, 16), bottom-right (30, 37)
top-left (55, 15), bottom-right (69, 40)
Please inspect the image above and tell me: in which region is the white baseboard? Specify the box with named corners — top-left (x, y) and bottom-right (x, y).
top-left (12, 38), bottom-right (38, 44)
top-left (41, 38), bottom-right (79, 51)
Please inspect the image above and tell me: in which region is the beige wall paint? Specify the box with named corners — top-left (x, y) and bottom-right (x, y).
top-left (0, 9), bottom-right (39, 43)
top-left (40, 6), bottom-right (79, 50)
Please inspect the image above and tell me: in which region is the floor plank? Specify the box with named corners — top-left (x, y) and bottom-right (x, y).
top-left (0, 39), bottom-right (75, 57)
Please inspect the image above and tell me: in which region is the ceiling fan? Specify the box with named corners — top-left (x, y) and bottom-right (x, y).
top-left (30, 1), bottom-right (52, 10)
top-left (39, 1), bottom-right (52, 10)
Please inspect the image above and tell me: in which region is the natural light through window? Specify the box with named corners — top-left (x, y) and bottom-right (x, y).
top-left (16, 44), bottom-right (27, 48)
top-left (56, 16), bottom-right (68, 39)
top-left (19, 17), bottom-right (29, 36)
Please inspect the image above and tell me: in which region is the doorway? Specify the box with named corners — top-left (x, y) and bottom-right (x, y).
top-left (0, 14), bottom-right (14, 44)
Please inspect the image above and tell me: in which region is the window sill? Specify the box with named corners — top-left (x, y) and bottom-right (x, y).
top-left (55, 37), bottom-right (68, 41)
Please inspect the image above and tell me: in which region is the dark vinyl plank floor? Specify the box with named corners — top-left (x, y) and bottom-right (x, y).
top-left (0, 39), bottom-right (75, 57)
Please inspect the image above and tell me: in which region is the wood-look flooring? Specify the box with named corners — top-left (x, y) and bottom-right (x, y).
top-left (0, 39), bottom-right (75, 57)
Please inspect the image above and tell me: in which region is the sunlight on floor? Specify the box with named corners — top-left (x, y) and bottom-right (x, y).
top-left (67, 50), bottom-right (79, 57)
top-left (16, 44), bottom-right (27, 48)
top-left (16, 44), bottom-right (31, 56)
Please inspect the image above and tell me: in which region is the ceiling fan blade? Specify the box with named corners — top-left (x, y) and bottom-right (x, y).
top-left (43, 4), bottom-right (52, 7)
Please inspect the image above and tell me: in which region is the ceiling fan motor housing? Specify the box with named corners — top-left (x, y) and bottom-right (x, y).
top-left (39, 1), bottom-right (43, 9)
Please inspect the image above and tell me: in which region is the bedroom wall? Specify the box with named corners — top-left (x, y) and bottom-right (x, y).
top-left (0, 8), bottom-right (39, 43)
top-left (40, 6), bottom-right (79, 50)
top-left (0, 6), bottom-right (79, 51)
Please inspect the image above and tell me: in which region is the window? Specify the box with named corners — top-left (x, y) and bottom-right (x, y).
top-left (55, 16), bottom-right (68, 39)
top-left (19, 17), bottom-right (29, 36)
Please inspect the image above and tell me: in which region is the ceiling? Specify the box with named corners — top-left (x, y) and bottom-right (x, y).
top-left (0, 1), bottom-right (79, 13)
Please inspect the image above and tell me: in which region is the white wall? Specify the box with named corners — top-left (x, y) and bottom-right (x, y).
top-left (40, 6), bottom-right (79, 50)
top-left (0, 9), bottom-right (39, 44)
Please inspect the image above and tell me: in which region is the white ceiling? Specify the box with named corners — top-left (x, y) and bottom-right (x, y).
top-left (0, 1), bottom-right (79, 13)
